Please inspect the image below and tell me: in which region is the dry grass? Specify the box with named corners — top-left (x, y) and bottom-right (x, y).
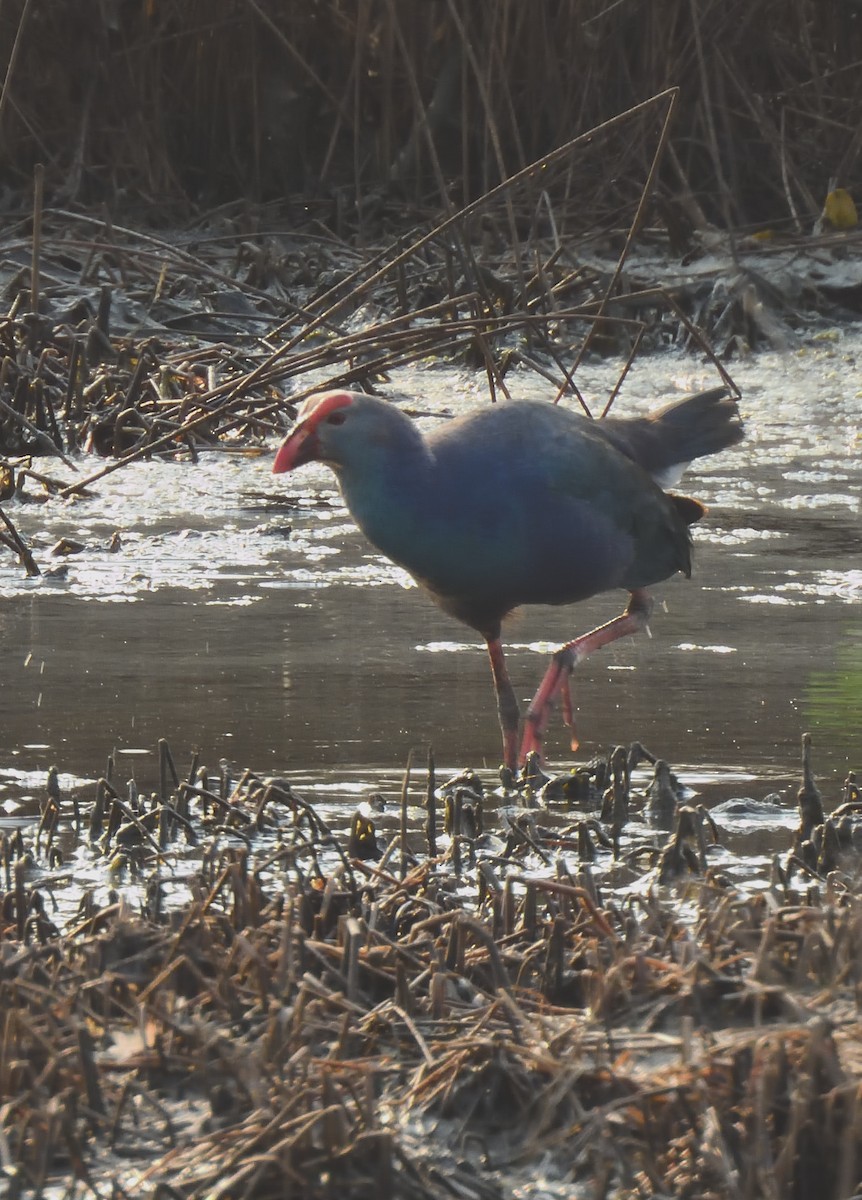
top-left (0, 1), bottom-right (860, 228)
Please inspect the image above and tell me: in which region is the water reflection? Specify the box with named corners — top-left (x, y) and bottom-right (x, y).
top-left (806, 627), bottom-right (862, 749)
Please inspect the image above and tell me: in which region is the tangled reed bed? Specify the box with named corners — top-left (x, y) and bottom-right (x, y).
top-left (4, 133), bottom-right (862, 579)
top-left (4, 738), bottom-right (862, 1197)
top-left (0, 134), bottom-right (753, 578)
top-left (0, 120), bottom-right (738, 454)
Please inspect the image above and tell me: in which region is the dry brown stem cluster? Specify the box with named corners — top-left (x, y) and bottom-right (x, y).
top-left (0, 1), bottom-right (860, 230)
top-left (3, 745), bottom-right (862, 1197)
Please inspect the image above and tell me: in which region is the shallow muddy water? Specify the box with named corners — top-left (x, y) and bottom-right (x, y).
top-left (1, 333), bottom-right (860, 828)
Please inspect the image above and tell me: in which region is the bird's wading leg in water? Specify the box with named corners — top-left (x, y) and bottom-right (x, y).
top-left (485, 633), bottom-right (521, 772)
top-left (519, 589), bottom-right (654, 764)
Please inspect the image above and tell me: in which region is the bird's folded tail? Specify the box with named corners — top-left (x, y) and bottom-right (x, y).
top-left (601, 385), bottom-right (744, 487)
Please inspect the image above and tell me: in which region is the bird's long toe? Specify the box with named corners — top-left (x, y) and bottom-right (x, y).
top-left (519, 648), bottom-right (575, 764)
top-left (559, 673), bottom-right (580, 750)
top-left (518, 593), bottom-right (654, 765)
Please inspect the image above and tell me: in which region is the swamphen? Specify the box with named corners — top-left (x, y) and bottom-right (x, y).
top-left (273, 386), bottom-right (743, 769)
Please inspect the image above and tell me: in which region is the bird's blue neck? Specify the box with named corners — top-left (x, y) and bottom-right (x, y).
top-left (335, 432), bottom-right (437, 570)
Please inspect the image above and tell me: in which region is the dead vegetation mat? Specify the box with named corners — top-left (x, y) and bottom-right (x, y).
top-left (2, 181), bottom-right (862, 537)
top-left (4, 748), bottom-right (862, 1199)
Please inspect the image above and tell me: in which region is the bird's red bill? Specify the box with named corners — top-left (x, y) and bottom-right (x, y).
top-left (273, 426), bottom-right (313, 473)
top-left (272, 391), bottom-right (354, 473)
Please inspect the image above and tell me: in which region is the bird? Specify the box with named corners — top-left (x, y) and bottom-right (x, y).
top-left (272, 385), bottom-right (743, 770)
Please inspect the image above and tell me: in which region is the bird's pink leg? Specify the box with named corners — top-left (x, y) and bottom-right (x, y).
top-left (486, 635), bottom-right (520, 771)
top-left (519, 589), bottom-right (654, 764)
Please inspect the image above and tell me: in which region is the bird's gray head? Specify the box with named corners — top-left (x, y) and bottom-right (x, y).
top-left (272, 390), bottom-right (417, 474)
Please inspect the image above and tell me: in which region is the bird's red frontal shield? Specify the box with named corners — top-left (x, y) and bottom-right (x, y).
top-left (272, 391), bottom-right (353, 473)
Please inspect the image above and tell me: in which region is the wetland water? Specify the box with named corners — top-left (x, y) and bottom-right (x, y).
top-left (1, 337), bottom-right (860, 821)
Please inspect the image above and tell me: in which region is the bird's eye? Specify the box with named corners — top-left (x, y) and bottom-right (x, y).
top-left (325, 411), bottom-right (347, 426)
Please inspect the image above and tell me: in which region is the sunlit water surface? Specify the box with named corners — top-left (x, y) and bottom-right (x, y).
top-left (1, 335), bottom-right (860, 870)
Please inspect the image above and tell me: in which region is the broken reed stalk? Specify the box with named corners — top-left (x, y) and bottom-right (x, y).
top-left (0, 0), bottom-right (35, 133)
top-left (0, 504), bottom-right (40, 575)
top-left (425, 747), bottom-right (437, 858)
top-left (30, 161), bottom-right (43, 315)
top-left (2, 89), bottom-right (748, 512)
top-left (0, 392), bottom-right (76, 467)
top-left (50, 209), bottom-right (320, 326)
top-left (399, 749), bottom-right (413, 880)
top-left (1, 0), bottom-right (860, 233)
top-left (445, 0), bottom-right (528, 302)
top-left (602, 322), bottom-right (647, 416)
top-left (599, 287), bottom-right (739, 414)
